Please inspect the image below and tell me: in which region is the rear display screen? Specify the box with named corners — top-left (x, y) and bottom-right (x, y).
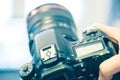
top-left (75, 41), bottom-right (104, 57)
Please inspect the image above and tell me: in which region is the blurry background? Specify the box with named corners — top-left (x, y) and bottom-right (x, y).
top-left (0, 0), bottom-right (120, 80)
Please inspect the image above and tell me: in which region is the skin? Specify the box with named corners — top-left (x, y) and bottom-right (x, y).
top-left (90, 24), bottom-right (120, 80)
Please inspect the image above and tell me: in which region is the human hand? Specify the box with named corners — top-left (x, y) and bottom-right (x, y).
top-left (90, 24), bottom-right (120, 80)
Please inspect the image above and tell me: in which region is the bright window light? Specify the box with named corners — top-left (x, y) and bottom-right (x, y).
top-left (0, 0), bottom-right (85, 69)
top-left (0, 0), bottom-right (12, 22)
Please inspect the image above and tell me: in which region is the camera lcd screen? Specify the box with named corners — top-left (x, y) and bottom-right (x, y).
top-left (75, 41), bottom-right (104, 57)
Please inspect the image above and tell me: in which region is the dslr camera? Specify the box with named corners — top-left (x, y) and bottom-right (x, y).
top-left (19, 3), bottom-right (118, 80)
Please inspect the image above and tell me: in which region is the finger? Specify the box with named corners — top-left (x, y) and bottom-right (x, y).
top-left (90, 23), bottom-right (120, 43)
top-left (98, 70), bottom-right (112, 80)
top-left (98, 74), bottom-right (111, 80)
top-left (99, 54), bottom-right (120, 79)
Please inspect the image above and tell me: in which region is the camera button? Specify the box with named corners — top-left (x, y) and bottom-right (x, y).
top-left (77, 76), bottom-right (87, 80)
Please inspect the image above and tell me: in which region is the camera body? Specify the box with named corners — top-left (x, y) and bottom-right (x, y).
top-left (19, 3), bottom-right (117, 80)
top-left (19, 29), bottom-right (116, 80)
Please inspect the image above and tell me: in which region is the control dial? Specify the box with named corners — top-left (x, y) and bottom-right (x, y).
top-left (19, 63), bottom-right (35, 80)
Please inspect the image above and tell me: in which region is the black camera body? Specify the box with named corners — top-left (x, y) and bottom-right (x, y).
top-left (19, 3), bottom-right (118, 80)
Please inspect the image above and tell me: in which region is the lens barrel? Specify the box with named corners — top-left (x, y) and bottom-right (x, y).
top-left (27, 3), bottom-right (76, 40)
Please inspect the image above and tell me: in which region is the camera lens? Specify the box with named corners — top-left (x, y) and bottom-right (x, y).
top-left (27, 3), bottom-right (76, 40)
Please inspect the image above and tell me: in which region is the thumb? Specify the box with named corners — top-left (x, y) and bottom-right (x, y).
top-left (99, 54), bottom-right (120, 80)
top-left (99, 40), bottom-right (120, 80)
